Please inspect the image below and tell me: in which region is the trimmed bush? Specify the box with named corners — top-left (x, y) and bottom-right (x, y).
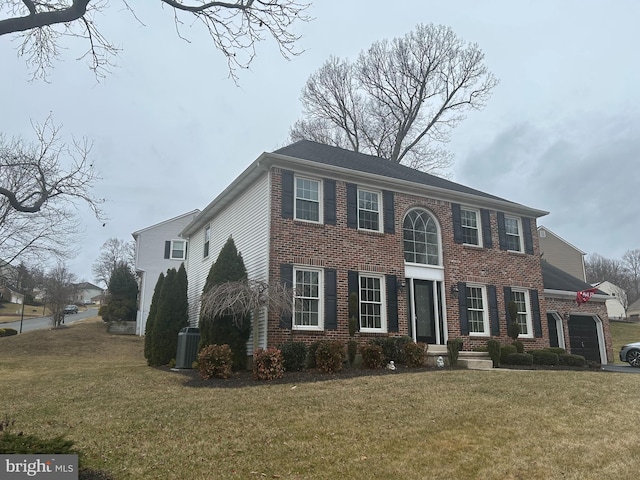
top-left (530, 349), bottom-right (559, 365)
top-left (370, 337), bottom-right (408, 363)
top-left (0, 328), bottom-right (17, 337)
top-left (447, 338), bottom-right (464, 367)
top-left (512, 340), bottom-right (524, 353)
top-left (306, 341), bottom-right (320, 369)
top-left (0, 416), bottom-right (77, 455)
top-left (279, 342), bottom-right (307, 372)
top-left (403, 342), bottom-right (427, 368)
top-left (500, 344), bottom-right (517, 364)
top-left (559, 353), bottom-right (586, 367)
top-left (506, 352), bottom-right (533, 365)
top-left (487, 339), bottom-right (501, 367)
top-left (253, 348), bottom-right (285, 380)
top-left (547, 347), bottom-right (566, 355)
top-left (315, 340), bottom-right (344, 373)
top-left (360, 344), bottom-right (385, 369)
top-left (347, 340), bottom-right (358, 367)
top-left (198, 344), bottom-right (233, 380)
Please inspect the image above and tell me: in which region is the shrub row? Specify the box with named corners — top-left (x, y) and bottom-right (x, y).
top-left (496, 343), bottom-right (586, 367)
top-left (0, 328), bottom-right (18, 337)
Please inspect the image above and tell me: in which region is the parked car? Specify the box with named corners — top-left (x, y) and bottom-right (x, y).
top-left (619, 341), bottom-right (640, 367)
top-left (64, 304), bottom-right (79, 314)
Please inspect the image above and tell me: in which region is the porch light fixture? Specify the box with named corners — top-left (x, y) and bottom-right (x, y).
top-left (450, 284), bottom-right (459, 299)
top-left (399, 279), bottom-right (407, 289)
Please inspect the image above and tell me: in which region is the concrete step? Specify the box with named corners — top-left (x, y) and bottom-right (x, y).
top-left (458, 357), bottom-right (494, 370)
top-left (425, 346), bottom-right (494, 370)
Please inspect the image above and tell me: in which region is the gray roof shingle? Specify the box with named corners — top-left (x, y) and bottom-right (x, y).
top-left (541, 261), bottom-right (604, 294)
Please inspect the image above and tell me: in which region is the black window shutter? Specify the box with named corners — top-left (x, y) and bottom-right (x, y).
top-left (279, 264), bottom-right (293, 329)
top-left (281, 170), bottom-right (294, 219)
top-left (503, 286), bottom-right (512, 332)
top-left (348, 270), bottom-right (360, 330)
top-left (386, 275), bottom-right (399, 332)
top-left (488, 285), bottom-right (499, 336)
top-left (325, 269), bottom-right (337, 330)
top-left (383, 190), bottom-right (395, 234)
top-left (481, 209), bottom-right (493, 248)
top-left (497, 212), bottom-right (507, 250)
top-left (531, 289), bottom-right (542, 337)
top-left (452, 203), bottom-right (463, 244)
top-left (522, 217), bottom-right (534, 254)
top-left (324, 179), bottom-right (336, 225)
top-left (346, 183), bottom-right (358, 229)
top-left (458, 282), bottom-right (468, 335)
top-left (164, 241), bottom-right (171, 259)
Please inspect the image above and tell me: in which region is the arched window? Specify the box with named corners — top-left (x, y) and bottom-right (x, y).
top-left (403, 209), bottom-right (440, 265)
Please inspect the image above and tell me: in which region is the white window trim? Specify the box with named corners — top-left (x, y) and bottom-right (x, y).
top-left (461, 207), bottom-right (482, 248)
top-left (294, 176), bottom-right (323, 224)
top-left (203, 225), bottom-right (211, 259)
top-left (505, 215), bottom-right (524, 253)
top-left (359, 272), bottom-right (387, 333)
top-left (466, 283), bottom-right (490, 337)
top-left (403, 208), bottom-right (443, 267)
top-left (292, 266), bottom-right (324, 331)
top-left (357, 187), bottom-right (383, 233)
top-left (170, 240), bottom-right (186, 261)
top-left (511, 288), bottom-right (533, 338)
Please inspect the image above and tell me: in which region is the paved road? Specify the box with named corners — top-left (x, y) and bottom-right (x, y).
top-left (2, 307), bottom-right (99, 333)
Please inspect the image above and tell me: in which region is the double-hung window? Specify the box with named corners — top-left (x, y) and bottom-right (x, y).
top-left (295, 177), bottom-right (321, 222)
top-left (504, 216), bottom-right (523, 252)
top-left (359, 274), bottom-right (386, 332)
top-left (510, 289), bottom-right (532, 338)
top-left (170, 240), bottom-right (186, 260)
top-left (203, 225), bottom-right (211, 258)
top-left (466, 284), bottom-right (489, 336)
top-left (461, 208), bottom-right (481, 246)
top-left (293, 267), bottom-right (323, 330)
top-left (358, 189), bottom-right (381, 232)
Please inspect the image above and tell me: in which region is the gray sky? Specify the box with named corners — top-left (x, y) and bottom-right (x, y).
top-left (2, 0), bottom-right (638, 283)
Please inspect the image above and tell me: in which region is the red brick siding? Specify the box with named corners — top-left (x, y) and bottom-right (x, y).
top-left (268, 167), bottom-right (548, 352)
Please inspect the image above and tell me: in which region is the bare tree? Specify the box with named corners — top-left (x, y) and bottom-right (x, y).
top-left (289, 23), bottom-right (498, 175)
top-left (200, 279), bottom-right (293, 350)
top-left (0, 0), bottom-right (311, 80)
top-left (92, 238), bottom-right (135, 288)
top-left (622, 249), bottom-right (640, 305)
top-left (585, 253), bottom-right (627, 286)
top-left (43, 262), bottom-right (77, 327)
top-left (0, 115), bottom-right (103, 265)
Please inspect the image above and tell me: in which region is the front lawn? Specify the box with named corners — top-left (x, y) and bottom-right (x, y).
top-left (1, 318), bottom-right (640, 479)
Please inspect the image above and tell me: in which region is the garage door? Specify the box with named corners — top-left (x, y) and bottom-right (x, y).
top-left (568, 315), bottom-right (601, 363)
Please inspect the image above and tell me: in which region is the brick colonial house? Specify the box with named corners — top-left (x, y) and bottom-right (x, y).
top-left (181, 140), bottom-right (554, 359)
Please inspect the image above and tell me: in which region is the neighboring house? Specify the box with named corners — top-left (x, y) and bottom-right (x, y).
top-left (591, 281), bottom-right (627, 320)
top-left (91, 293), bottom-right (106, 305)
top-left (0, 260), bottom-right (23, 304)
top-left (628, 298), bottom-right (640, 318)
top-left (538, 226), bottom-right (587, 281)
top-left (542, 261), bottom-right (612, 364)
top-left (181, 140), bottom-right (551, 359)
top-left (72, 282), bottom-right (103, 304)
top-left (0, 285), bottom-right (24, 304)
top-left (132, 210), bottom-right (201, 335)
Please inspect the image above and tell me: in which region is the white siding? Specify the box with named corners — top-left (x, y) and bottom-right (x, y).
top-left (133, 211), bottom-right (200, 335)
top-left (186, 172), bottom-right (270, 349)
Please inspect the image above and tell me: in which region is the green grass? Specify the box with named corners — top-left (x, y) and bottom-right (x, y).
top-left (2, 318), bottom-right (640, 479)
top-left (610, 320), bottom-right (640, 362)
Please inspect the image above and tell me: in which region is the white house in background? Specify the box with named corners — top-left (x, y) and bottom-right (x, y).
top-left (72, 282), bottom-right (103, 304)
top-left (538, 226), bottom-right (587, 281)
top-left (592, 281), bottom-right (627, 320)
top-left (132, 210), bottom-right (200, 335)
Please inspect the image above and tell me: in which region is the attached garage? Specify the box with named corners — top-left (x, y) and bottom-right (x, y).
top-left (568, 315), bottom-right (602, 363)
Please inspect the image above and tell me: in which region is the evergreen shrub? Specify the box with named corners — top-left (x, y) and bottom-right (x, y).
top-left (512, 340), bottom-right (524, 353)
top-left (360, 344), bottom-right (385, 369)
top-left (506, 352), bottom-right (533, 365)
top-left (306, 341), bottom-right (320, 369)
top-left (530, 349), bottom-right (559, 365)
top-left (487, 339), bottom-right (501, 367)
top-left (279, 342), bottom-right (307, 372)
top-left (547, 347), bottom-right (566, 355)
top-left (198, 344), bottom-right (233, 379)
top-left (0, 328), bottom-right (17, 337)
top-left (315, 340), bottom-right (344, 373)
top-left (447, 338), bottom-right (464, 366)
top-left (558, 353), bottom-right (586, 367)
top-left (500, 344), bottom-right (517, 364)
top-left (253, 348), bottom-right (285, 380)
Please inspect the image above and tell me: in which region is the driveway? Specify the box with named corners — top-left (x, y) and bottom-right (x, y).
top-left (2, 307), bottom-right (99, 333)
top-left (602, 363), bottom-right (640, 374)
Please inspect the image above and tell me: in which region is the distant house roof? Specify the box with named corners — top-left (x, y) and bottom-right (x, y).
top-left (74, 282), bottom-right (102, 291)
top-left (132, 209), bottom-right (201, 239)
top-left (183, 140), bottom-right (548, 236)
top-left (542, 261), bottom-right (605, 295)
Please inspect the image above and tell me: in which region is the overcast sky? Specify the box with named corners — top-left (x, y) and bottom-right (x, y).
top-left (2, 1), bottom-right (638, 284)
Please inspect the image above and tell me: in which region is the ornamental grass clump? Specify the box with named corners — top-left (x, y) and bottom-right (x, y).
top-left (253, 347), bottom-right (285, 380)
top-left (197, 344), bottom-right (233, 380)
